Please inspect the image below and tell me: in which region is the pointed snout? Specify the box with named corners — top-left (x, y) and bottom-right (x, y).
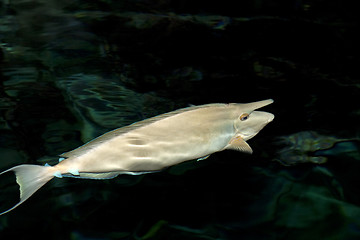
top-left (251, 99), bottom-right (274, 111)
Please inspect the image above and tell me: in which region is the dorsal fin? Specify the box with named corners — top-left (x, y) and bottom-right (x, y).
top-left (60, 103), bottom-right (227, 158)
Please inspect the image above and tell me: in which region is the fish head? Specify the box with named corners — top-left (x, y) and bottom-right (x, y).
top-left (232, 99), bottom-right (274, 141)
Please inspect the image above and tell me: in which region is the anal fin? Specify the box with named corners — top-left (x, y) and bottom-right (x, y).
top-left (62, 172), bottom-right (120, 180)
top-left (197, 155), bottom-right (210, 161)
top-left (62, 171), bottom-right (155, 180)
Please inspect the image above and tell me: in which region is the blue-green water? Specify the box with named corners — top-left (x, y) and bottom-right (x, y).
top-left (1, 1), bottom-right (360, 239)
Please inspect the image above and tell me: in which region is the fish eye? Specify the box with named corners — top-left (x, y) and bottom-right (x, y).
top-left (240, 113), bottom-right (249, 121)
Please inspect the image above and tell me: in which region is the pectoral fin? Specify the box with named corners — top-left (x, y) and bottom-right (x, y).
top-left (226, 136), bottom-right (253, 154)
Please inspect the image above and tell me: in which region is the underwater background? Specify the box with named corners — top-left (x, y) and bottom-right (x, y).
top-left (0, 0), bottom-right (359, 239)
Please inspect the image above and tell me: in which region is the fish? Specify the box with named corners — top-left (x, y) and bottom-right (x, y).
top-left (275, 131), bottom-right (359, 166)
top-left (0, 99), bottom-right (274, 215)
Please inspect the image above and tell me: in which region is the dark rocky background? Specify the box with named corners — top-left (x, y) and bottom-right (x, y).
top-left (1, 0), bottom-right (359, 239)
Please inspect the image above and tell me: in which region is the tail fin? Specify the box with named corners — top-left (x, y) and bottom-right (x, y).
top-left (0, 164), bottom-right (55, 215)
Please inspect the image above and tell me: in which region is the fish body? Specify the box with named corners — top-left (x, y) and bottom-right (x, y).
top-left (0, 99), bottom-right (274, 215)
top-left (275, 131), bottom-right (358, 166)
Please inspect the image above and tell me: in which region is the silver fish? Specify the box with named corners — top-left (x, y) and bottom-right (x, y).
top-left (0, 99), bottom-right (274, 215)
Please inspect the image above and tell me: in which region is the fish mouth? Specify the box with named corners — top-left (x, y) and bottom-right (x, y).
top-left (238, 111), bottom-right (274, 141)
top-left (267, 113), bottom-right (275, 122)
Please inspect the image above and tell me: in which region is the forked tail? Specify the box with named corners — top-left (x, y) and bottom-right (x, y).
top-left (0, 164), bottom-right (55, 215)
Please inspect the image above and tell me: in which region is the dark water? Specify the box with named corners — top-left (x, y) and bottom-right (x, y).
top-left (1, 0), bottom-right (360, 239)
